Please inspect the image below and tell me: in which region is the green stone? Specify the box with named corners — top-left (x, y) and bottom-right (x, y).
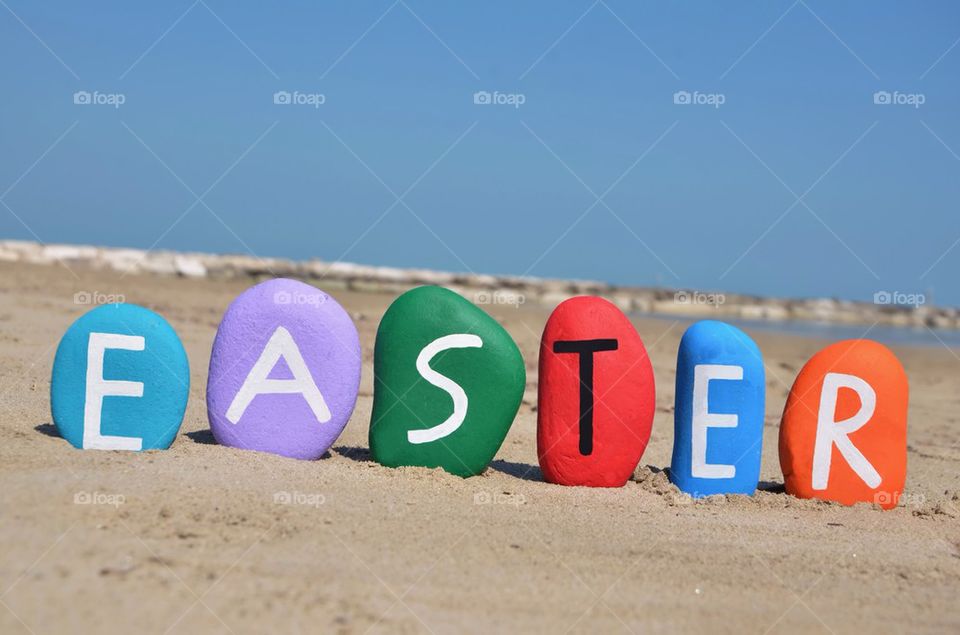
top-left (369, 286), bottom-right (525, 477)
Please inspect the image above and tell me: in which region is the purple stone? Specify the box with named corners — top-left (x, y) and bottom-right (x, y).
top-left (207, 278), bottom-right (360, 459)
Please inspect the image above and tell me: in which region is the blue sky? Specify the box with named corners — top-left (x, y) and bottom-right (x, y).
top-left (2, 1), bottom-right (959, 304)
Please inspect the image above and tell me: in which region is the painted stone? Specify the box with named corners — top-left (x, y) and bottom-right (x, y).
top-left (206, 278), bottom-right (360, 460)
top-left (669, 320), bottom-right (765, 497)
top-left (537, 296), bottom-right (655, 487)
top-left (369, 286), bottom-right (525, 477)
top-left (51, 303), bottom-right (189, 450)
top-left (779, 339), bottom-right (908, 510)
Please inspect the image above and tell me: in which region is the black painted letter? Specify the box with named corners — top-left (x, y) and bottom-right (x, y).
top-left (552, 339), bottom-right (619, 455)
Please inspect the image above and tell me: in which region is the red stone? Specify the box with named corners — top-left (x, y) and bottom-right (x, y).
top-left (537, 296), bottom-right (656, 487)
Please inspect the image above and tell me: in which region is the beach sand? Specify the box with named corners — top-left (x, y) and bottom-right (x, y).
top-left (0, 260), bottom-right (958, 634)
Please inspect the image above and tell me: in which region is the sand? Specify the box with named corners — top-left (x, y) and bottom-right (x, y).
top-left (0, 260), bottom-right (958, 634)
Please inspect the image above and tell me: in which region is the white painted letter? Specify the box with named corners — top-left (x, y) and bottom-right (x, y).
top-left (691, 364), bottom-right (742, 479)
top-left (812, 372), bottom-right (881, 490)
top-left (407, 334), bottom-right (483, 444)
top-left (84, 332), bottom-right (145, 450)
top-left (226, 326), bottom-right (330, 424)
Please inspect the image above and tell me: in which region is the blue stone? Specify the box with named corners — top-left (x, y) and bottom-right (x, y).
top-left (669, 320), bottom-right (765, 497)
top-left (51, 303), bottom-right (190, 450)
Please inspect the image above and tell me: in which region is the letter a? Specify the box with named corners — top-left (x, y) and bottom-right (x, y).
top-left (812, 372), bottom-right (881, 490)
top-left (407, 334), bottom-right (483, 444)
top-left (226, 326), bottom-right (331, 424)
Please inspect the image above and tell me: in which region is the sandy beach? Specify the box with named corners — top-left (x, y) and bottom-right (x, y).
top-left (1, 259), bottom-right (958, 634)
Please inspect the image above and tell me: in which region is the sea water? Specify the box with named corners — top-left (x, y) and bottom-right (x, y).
top-left (636, 313), bottom-right (960, 350)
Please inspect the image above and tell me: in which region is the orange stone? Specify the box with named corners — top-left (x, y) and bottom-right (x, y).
top-left (779, 339), bottom-right (908, 510)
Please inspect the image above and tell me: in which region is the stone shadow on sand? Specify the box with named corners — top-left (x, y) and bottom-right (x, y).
top-left (758, 480), bottom-right (786, 494)
top-left (35, 423), bottom-right (61, 438)
top-left (488, 459), bottom-right (543, 482)
top-left (333, 445), bottom-right (373, 462)
top-left (185, 429), bottom-right (217, 445)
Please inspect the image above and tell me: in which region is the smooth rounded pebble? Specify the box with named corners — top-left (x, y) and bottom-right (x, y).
top-left (207, 278), bottom-right (360, 460)
top-left (51, 303), bottom-right (189, 451)
top-left (369, 286), bottom-right (525, 477)
top-left (670, 320), bottom-right (765, 497)
top-left (537, 296), bottom-right (655, 487)
top-left (779, 339), bottom-right (908, 510)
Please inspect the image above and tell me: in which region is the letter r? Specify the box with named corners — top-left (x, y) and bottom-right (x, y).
top-left (812, 372), bottom-right (882, 490)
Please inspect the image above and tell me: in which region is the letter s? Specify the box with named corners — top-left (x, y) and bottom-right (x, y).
top-left (406, 334), bottom-right (483, 444)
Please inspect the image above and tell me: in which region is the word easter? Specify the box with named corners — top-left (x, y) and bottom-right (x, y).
top-left (50, 279), bottom-right (909, 510)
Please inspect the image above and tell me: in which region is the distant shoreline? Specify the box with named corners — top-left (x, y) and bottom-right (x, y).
top-left (2, 239), bottom-right (956, 331)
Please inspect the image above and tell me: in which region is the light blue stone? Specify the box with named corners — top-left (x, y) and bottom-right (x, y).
top-left (670, 320), bottom-right (765, 497)
top-left (51, 303), bottom-right (190, 450)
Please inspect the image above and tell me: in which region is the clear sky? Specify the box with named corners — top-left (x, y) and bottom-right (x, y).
top-left (2, 2), bottom-right (958, 304)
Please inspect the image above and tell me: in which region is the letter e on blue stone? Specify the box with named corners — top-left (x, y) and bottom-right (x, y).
top-left (670, 321), bottom-right (764, 496)
top-left (50, 303), bottom-right (190, 450)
